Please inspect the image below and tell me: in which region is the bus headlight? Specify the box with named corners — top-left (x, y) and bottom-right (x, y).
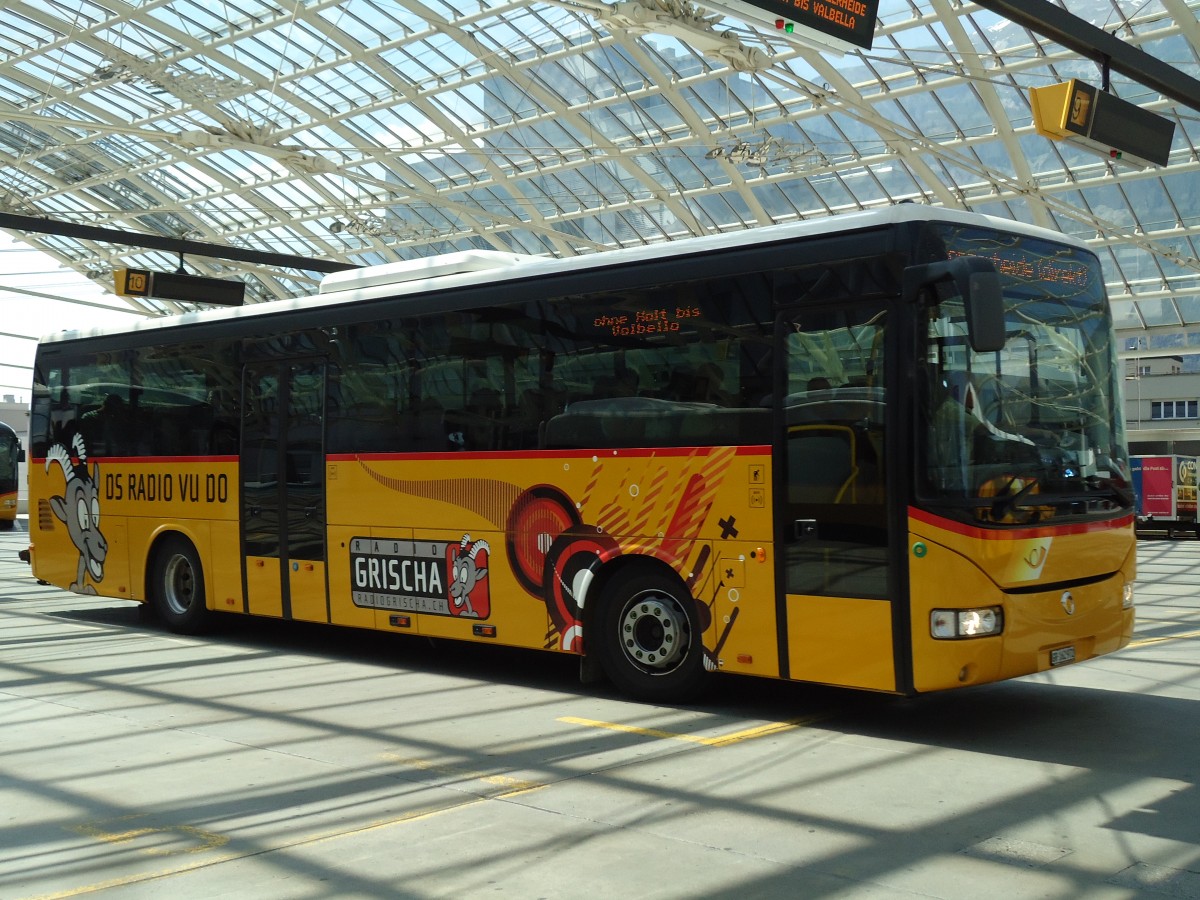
top-left (931, 606), bottom-right (1003, 639)
top-left (1122, 582), bottom-right (1134, 609)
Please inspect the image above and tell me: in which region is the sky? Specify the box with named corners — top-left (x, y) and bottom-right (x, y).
top-left (0, 232), bottom-right (144, 404)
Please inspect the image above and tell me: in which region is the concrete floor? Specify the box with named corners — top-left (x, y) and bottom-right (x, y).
top-left (1, 519), bottom-right (1198, 899)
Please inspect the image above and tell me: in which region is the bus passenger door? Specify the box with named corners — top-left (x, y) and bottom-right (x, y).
top-left (778, 301), bottom-right (896, 691)
top-left (241, 360), bottom-right (329, 622)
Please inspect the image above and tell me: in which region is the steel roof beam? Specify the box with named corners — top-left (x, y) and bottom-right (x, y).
top-left (0, 213), bottom-right (356, 274)
top-left (974, 0), bottom-right (1200, 111)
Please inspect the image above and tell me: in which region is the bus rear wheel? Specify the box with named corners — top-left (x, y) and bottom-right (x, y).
top-left (151, 536), bottom-right (211, 634)
top-left (595, 568), bottom-right (708, 703)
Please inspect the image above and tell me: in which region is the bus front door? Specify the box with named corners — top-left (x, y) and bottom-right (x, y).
top-left (241, 360), bottom-right (329, 622)
top-left (779, 300), bottom-right (896, 691)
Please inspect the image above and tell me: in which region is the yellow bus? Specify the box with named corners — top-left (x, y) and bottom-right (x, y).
top-left (0, 421), bottom-right (22, 527)
top-left (25, 206), bottom-right (1136, 701)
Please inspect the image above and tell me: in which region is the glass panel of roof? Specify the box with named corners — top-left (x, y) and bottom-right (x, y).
top-left (0, 0), bottom-right (1194, 359)
top-left (323, 1), bottom-right (420, 43)
top-left (1137, 298), bottom-right (1184, 328)
top-left (1111, 299), bottom-right (1142, 331)
top-left (0, 11), bottom-right (56, 54)
top-left (1175, 296), bottom-right (1200, 326)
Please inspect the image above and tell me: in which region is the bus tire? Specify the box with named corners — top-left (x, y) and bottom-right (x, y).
top-left (595, 566), bottom-right (708, 703)
top-left (151, 536), bottom-right (212, 634)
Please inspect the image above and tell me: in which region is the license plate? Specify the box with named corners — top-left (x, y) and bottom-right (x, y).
top-left (1050, 646), bottom-right (1076, 667)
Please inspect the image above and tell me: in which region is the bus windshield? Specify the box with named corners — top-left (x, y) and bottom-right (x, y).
top-left (918, 225), bottom-right (1131, 524)
top-left (0, 428), bottom-right (18, 488)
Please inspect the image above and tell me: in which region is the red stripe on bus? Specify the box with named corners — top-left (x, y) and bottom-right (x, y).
top-left (328, 445), bottom-right (772, 462)
top-left (33, 449), bottom-right (771, 465)
top-left (31, 455), bottom-right (239, 465)
top-left (908, 505), bottom-right (1134, 540)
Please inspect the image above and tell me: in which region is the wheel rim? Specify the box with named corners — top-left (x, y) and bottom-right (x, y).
top-left (618, 590), bottom-right (690, 674)
top-left (163, 553), bottom-right (197, 616)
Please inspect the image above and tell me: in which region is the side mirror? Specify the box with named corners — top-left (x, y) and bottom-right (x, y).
top-left (903, 257), bottom-right (1005, 353)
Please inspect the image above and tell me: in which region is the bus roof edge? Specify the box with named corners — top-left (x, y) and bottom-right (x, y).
top-left (318, 250), bottom-right (539, 294)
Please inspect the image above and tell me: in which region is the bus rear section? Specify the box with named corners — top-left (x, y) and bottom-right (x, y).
top-left (0, 422), bottom-right (21, 527)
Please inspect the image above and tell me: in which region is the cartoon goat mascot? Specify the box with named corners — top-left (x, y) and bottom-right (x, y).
top-left (46, 434), bottom-right (108, 594)
top-left (448, 534), bottom-right (489, 618)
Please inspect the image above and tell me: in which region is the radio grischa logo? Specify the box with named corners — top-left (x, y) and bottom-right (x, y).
top-left (349, 535), bottom-right (490, 618)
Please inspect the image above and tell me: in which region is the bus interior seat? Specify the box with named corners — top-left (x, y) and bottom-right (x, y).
top-left (542, 410), bottom-right (600, 449)
top-left (404, 398), bottom-right (444, 451)
top-left (789, 425), bottom-right (858, 504)
top-left (543, 397), bottom-right (744, 448)
top-left (677, 407), bottom-right (772, 445)
top-left (787, 386), bottom-right (885, 427)
top-left (517, 387), bottom-right (565, 447)
top-left (444, 388), bottom-right (505, 450)
top-left (518, 386), bottom-right (566, 422)
top-left (543, 398), bottom-right (648, 448)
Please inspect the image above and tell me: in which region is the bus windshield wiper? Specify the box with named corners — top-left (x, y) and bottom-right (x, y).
top-left (993, 482), bottom-right (1134, 513)
top-left (990, 477), bottom-right (1040, 521)
top-left (1084, 477), bottom-right (1134, 507)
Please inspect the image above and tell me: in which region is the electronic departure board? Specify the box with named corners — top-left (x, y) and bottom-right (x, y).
top-left (706, 0), bottom-right (879, 51)
top-left (1030, 79), bottom-right (1174, 168)
top-left (115, 268), bottom-right (246, 307)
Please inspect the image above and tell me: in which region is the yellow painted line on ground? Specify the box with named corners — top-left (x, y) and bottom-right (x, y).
top-left (1128, 628), bottom-right (1200, 649)
top-left (69, 819), bottom-right (229, 856)
top-left (378, 752), bottom-right (546, 796)
top-left (26, 848), bottom-right (250, 900)
top-left (705, 716), bottom-right (830, 746)
top-left (29, 776), bottom-right (541, 899)
top-left (558, 713), bottom-right (830, 747)
top-left (32, 802), bottom-right (488, 900)
top-left (31, 717), bottom-right (820, 899)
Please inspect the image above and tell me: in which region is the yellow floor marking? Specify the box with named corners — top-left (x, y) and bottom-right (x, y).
top-left (27, 850), bottom-right (249, 900)
top-left (1128, 628), bottom-right (1200, 649)
top-left (379, 752), bottom-right (545, 795)
top-left (33, 716), bottom-right (818, 898)
top-left (31, 781), bottom-right (539, 899)
top-left (69, 820), bottom-right (229, 856)
top-left (558, 713), bottom-right (829, 746)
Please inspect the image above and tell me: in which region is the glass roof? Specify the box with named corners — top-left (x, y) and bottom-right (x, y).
top-left (2, 0), bottom-right (1198, 355)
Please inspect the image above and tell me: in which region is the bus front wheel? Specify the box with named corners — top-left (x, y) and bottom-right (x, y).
top-left (151, 537), bottom-right (211, 634)
top-left (595, 567), bottom-right (708, 703)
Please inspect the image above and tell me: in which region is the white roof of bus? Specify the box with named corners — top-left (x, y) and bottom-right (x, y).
top-left (37, 205), bottom-right (1092, 346)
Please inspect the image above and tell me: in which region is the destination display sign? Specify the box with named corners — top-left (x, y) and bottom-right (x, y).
top-left (713, 0), bottom-right (879, 50)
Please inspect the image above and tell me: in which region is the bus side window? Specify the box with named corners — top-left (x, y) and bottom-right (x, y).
top-left (520, 385), bottom-right (566, 449)
top-left (206, 390), bottom-right (239, 454)
top-left (80, 394), bottom-right (131, 456)
top-left (467, 386), bottom-right (503, 449)
top-left (406, 396), bottom-right (445, 452)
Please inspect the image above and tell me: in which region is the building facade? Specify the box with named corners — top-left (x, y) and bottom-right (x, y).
top-left (1124, 356), bottom-right (1200, 457)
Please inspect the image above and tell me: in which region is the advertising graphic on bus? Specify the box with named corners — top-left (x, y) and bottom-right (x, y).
top-left (24, 205), bottom-right (1136, 701)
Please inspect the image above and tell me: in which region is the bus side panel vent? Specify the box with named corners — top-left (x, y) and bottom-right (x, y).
top-left (37, 499), bottom-right (54, 531)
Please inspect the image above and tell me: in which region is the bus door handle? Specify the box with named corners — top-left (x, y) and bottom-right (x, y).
top-left (249, 505), bottom-right (262, 517)
top-left (794, 519), bottom-right (818, 541)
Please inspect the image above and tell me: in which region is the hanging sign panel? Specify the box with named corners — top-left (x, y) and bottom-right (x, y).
top-left (115, 268), bottom-right (246, 306)
top-left (708, 0), bottom-right (879, 50)
top-left (1030, 79), bottom-right (1175, 168)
